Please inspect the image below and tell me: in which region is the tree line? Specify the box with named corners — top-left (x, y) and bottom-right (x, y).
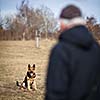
top-left (0, 0), bottom-right (59, 40)
top-left (0, 0), bottom-right (100, 41)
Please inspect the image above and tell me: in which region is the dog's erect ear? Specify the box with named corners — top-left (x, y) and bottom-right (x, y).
top-left (33, 64), bottom-right (35, 70)
top-left (28, 64), bottom-right (31, 70)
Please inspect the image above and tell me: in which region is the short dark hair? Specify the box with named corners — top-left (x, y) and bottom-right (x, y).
top-left (60, 5), bottom-right (82, 19)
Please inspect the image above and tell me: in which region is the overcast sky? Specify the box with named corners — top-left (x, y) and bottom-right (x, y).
top-left (0, 0), bottom-right (100, 22)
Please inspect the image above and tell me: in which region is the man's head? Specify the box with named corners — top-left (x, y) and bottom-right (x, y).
top-left (60, 4), bottom-right (82, 19)
top-left (60, 4), bottom-right (86, 31)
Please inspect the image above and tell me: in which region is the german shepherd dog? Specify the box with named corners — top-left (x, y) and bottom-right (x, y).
top-left (16, 64), bottom-right (37, 91)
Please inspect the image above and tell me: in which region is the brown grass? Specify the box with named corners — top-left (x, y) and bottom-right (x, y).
top-left (0, 39), bottom-right (57, 100)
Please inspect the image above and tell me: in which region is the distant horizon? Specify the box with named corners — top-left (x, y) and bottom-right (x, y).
top-left (0, 0), bottom-right (100, 23)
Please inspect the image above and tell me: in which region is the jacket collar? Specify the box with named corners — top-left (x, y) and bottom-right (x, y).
top-left (59, 25), bottom-right (94, 49)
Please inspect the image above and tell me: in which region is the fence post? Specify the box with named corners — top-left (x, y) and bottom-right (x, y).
top-left (35, 30), bottom-right (40, 48)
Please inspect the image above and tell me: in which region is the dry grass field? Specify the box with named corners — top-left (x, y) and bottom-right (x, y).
top-left (0, 40), bottom-right (57, 100)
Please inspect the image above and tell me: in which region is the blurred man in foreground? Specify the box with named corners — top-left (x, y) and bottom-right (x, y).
top-left (45, 4), bottom-right (100, 100)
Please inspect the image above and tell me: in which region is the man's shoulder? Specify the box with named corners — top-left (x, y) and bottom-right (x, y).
top-left (51, 42), bottom-right (71, 57)
top-left (52, 42), bottom-right (68, 52)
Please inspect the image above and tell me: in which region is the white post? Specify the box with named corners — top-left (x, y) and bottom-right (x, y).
top-left (36, 37), bottom-right (39, 48)
top-left (35, 30), bottom-right (40, 48)
top-left (22, 32), bottom-right (25, 41)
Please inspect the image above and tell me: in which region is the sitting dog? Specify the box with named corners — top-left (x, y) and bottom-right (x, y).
top-left (16, 64), bottom-right (37, 91)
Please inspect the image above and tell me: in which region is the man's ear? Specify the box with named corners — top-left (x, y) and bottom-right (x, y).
top-left (28, 64), bottom-right (31, 70)
top-left (33, 64), bottom-right (35, 70)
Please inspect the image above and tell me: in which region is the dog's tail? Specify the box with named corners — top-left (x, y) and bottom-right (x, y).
top-left (16, 81), bottom-right (26, 90)
top-left (16, 81), bottom-right (20, 87)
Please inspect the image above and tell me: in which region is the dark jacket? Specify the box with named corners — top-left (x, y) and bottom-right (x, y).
top-left (45, 25), bottom-right (100, 100)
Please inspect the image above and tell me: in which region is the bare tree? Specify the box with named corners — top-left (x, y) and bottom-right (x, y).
top-left (86, 17), bottom-right (100, 40)
top-left (39, 5), bottom-right (58, 39)
top-left (0, 13), bottom-right (4, 40)
top-left (0, 0), bottom-right (58, 40)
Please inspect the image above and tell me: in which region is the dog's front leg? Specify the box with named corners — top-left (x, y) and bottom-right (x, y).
top-left (33, 80), bottom-right (37, 90)
top-left (27, 80), bottom-right (31, 90)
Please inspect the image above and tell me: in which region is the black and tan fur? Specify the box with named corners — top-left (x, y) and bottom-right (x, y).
top-left (16, 64), bottom-right (37, 91)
